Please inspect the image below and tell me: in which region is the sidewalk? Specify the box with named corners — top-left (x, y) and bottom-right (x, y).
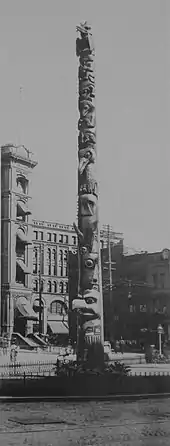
top-left (0, 349), bottom-right (145, 366)
top-left (0, 349), bottom-right (59, 365)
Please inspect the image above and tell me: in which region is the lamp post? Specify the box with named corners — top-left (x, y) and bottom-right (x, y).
top-left (157, 324), bottom-right (163, 356)
top-left (38, 245), bottom-right (43, 336)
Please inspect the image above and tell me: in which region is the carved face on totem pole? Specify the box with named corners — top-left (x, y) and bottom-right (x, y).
top-left (78, 146), bottom-right (96, 174)
top-left (72, 289), bottom-right (101, 324)
top-left (78, 130), bottom-right (96, 148)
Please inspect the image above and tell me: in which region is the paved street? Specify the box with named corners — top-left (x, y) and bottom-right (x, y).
top-left (0, 397), bottom-right (170, 444)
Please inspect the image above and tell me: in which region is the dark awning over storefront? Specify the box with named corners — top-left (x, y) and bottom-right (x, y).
top-left (16, 297), bottom-right (38, 320)
top-left (16, 258), bottom-right (30, 274)
top-left (17, 201), bottom-right (31, 216)
top-left (17, 228), bottom-right (32, 245)
top-left (47, 321), bottom-right (68, 334)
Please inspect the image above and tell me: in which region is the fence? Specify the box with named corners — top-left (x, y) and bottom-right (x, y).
top-left (0, 360), bottom-right (55, 378)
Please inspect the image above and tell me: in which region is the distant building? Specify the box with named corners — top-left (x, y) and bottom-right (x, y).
top-left (103, 249), bottom-right (170, 345)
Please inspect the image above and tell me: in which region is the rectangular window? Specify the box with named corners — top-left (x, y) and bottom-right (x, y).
top-left (53, 233), bottom-right (57, 242)
top-left (153, 273), bottom-right (158, 288)
top-left (59, 234), bottom-right (63, 243)
top-left (63, 266), bottom-right (68, 277)
top-left (64, 235), bottom-right (68, 244)
top-left (48, 264), bottom-right (51, 276)
top-left (129, 305), bottom-right (136, 313)
top-left (60, 266), bottom-right (63, 276)
top-left (47, 232), bottom-right (51, 241)
top-left (34, 231), bottom-right (38, 240)
top-left (40, 231), bottom-right (43, 241)
top-left (140, 304), bottom-right (147, 312)
top-left (53, 264), bottom-right (57, 276)
top-left (72, 236), bottom-right (76, 245)
top-left (33, 263), bottom-right (38, 274)
top-left (160, 273), bottom-right (165, 289)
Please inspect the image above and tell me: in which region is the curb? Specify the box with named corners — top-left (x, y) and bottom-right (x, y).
top-left (1, 392), bottom-right (170, 402)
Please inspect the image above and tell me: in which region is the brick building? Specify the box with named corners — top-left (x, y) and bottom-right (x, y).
top-left (102, 248), bottom-right (170, 345)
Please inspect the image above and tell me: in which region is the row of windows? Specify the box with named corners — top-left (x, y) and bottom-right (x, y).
top-left (33, 248), bottom-right (68, 276)
top-left (33, 265), bottom-right (68, 276)
top-left (33, 231), bottom-right (77, 245)
top-left (33, 280), bottom-right (68, 294)
top-left (129, 304), bottom-right (167, 313)
top-left (33, 248), bottom-right (68, 261)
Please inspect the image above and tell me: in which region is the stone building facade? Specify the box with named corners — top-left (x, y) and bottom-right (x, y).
top-left (32, 221), bottom-right (123, 339)
top-left (1, 144), bottom-right (37, 339)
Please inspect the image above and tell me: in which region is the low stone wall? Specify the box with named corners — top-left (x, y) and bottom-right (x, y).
top-left (1, 373), bottom-right (170, 397)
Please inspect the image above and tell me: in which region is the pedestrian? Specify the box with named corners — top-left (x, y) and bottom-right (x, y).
top-left (10, 345), bottom-right (15, 363)
top-left (120, 337), bottom-right (125, 354)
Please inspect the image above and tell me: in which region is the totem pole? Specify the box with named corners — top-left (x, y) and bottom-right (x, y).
top-left (73, 22), bottom-right (104, 368)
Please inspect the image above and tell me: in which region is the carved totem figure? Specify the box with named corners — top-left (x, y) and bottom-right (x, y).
top-left (73, 22), bottom-right (104, 366)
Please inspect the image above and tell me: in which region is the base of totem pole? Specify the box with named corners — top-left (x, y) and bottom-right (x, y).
top-left (77, 338), bottom-right (105, 370)
top-left (83, 340), bottom-right (105, 370)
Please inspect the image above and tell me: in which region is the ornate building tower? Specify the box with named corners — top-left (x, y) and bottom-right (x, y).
top-left (73, 23), bottom-right (104, 366)
top-left (1, 144), bottom-right (38, 340)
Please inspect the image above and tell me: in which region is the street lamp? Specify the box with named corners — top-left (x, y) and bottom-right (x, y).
top-left (157, 324), bottom-right (164, 356)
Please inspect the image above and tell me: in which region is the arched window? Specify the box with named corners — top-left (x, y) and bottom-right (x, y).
top-left (64, 250), bottom-right (68, 262)
top-left (53, 281), bottom-right (57, 293)
top-left (59, 266), bottom-right (63, 277)
top-left (48, 264), bottom-right (51, 275)
top-left (40, 280), bottom-right (44, 292)
top-left (63, 282), bottom-right (69, 293)
top-left (33, 248), bottom-right (38, 262)
top-left (63, 265), bottom-right (68, 277)
top-left (59, 281), bottom-right (64, 293)
top-left (33, 279), bottom-right (38, 292)
top-left (52, 249), bottom-right (56, 261)
top-left (47, 248), bottom-right (51, 261)
top-left (17, 176), bottom-right (27, 194)
top-left (50, 300), bottom-right (66, 315)
top-left (47, 281), bottom-right (52, 292)
top-left (53, 264), bottom-right (57, 275)
top-left (59, 250), bottom-right (63, 263)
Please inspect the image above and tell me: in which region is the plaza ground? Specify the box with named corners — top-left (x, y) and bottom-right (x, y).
top-left (0, 397), bottom-right (170, 444)
top-left (1, 350), bottom-right (170, 376)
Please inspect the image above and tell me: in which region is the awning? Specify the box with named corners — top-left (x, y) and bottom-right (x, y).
top-left (16, 258), bottom-right (30, 274)
top-left (16, 297), bottom-right (38, 320)
top-left (17, 228), bottom-right (32, 245)
top-left (47, 321), bottom-right (68, 334)
top-left (17, 201), bottom-right (31, 216)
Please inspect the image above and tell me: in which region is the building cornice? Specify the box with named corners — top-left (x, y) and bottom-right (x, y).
top-left (1, 144), bottom-right (37, 169)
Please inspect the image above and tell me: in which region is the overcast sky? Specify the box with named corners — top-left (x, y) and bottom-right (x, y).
top-left (0, 0), bottom-right (169, 252)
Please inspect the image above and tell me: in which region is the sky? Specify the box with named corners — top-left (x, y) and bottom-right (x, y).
top-left (0, 0), bottom-right (169, 253)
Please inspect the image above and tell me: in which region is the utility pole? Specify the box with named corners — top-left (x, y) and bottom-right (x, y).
top-left (38, 245), bottom-right (42, 336)
top-left (108, 224), bottom-right (113, 302)
top-left (103, 224), bottom-right (116, 341)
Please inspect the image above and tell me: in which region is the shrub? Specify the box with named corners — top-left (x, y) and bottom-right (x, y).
top-left (145, 347), bottom-right (170, 364)
top-left (53, 359), bottom-right (131, 377)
